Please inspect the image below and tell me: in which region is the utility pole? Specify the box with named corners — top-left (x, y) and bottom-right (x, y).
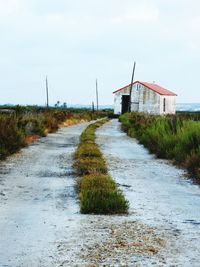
top-left (46, 76), bottom-right (49, 109)
top-left (128, 61), bottom-right (136, 112)
top-left (96, 79), bottom-right (99, 110)
top-left (92, 101), bottom-right (94, 112)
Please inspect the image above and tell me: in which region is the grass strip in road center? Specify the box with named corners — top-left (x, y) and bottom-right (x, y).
top-left (73, 119), bottom-right (129, 214)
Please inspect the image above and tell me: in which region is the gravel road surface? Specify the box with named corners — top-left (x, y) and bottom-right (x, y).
top-left (1, 120), bottom-right (200, 266)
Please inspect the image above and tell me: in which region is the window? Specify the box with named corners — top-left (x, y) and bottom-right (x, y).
top-left (163, 98), bottom-right (166, 112)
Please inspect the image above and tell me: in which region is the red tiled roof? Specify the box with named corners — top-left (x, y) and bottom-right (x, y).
top-left (113, 81), bottom-right (177, 96)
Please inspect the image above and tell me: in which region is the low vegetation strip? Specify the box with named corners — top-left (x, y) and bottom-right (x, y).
top-left (119, 112), bottom-right (200, 179)
top-left (0, 107), bottom-right (107, 159)
top-left (73, 119), bottom-right (129, 214)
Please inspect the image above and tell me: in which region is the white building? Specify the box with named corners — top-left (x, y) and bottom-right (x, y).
top-left (113, 81), bottom-right (177, 115)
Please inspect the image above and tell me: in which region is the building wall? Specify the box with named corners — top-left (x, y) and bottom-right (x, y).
top-left (160, 95), bottom-right (176, 115)
top-left (131, 83), bottom-right (160, 114)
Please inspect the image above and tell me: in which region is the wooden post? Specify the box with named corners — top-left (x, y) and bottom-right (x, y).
top-left (46, 76), bottom-right (49, 108)
top-left (96, 79), bottom-right (99, 110)
top-left (128, 62), bottom-right (136, 112)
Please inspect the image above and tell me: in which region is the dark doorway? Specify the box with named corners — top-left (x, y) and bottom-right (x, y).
top-left (121, 95), bottom-right (130, 114)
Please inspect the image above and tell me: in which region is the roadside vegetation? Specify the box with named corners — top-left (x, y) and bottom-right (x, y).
top-left (119, 112), bottom-right (200, 179)
top-left (73, 119), bottom-right (129, 214)
top-left (0, 106), bottom-right (108, 159)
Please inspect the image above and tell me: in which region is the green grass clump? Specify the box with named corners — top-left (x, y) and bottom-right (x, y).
top-left (79, 174), bottom-right (128, 214)
top-left (80, 127), bottom-right (95, 143)
top-left (80, 187), bottom-right (129, 214)
top-left (73, 157), bottom-right (107, 176)
top-left (119, 112), bottom-right (200, 179)
top-left (79, 119), bottom-right (109, 143)
top-left (78, 174), bottom-right (116, 191)
top-left (73, 119), bottom-right (129, 214)
top-left (74, 143), bottom-right (102, 159)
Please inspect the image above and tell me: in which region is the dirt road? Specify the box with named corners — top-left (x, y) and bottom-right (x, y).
top-left (1, 119), bottom-right (200, 266)
top-left (0, 123), bottom-right (92, 267)
top-left (96, 119), bottom-right (200, 266)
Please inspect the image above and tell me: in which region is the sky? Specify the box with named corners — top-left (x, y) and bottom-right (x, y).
top-left (0, 0), bottom-right (200, 106)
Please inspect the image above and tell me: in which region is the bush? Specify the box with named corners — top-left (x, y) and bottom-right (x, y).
top-left (0, 115), bottom-right (25, 158)
top-left (18, 115), bottom-right (46, 136)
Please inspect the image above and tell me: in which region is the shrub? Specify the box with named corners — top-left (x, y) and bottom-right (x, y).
top-left (0, 115), bottom-right (25, 158)
top-left (18, 115), bottom-right (46, 137)
top-left (185, 147), bottom-right (200, 178)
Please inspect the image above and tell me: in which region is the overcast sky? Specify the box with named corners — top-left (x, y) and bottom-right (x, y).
top-left (0, 0), bottom-right (200, 106)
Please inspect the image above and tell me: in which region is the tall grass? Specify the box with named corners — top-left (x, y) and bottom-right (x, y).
top-left (119, 112), bottom-right (200, 179)
top-left (0, 108), bottom-right (107, 159)
top-left (73, 119), bottom-right (129, 214)
top-left (0, 115), bottom-right (25, 158)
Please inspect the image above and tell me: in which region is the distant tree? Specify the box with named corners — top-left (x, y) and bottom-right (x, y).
top-left (63, 102), bottom-right (67, 109)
